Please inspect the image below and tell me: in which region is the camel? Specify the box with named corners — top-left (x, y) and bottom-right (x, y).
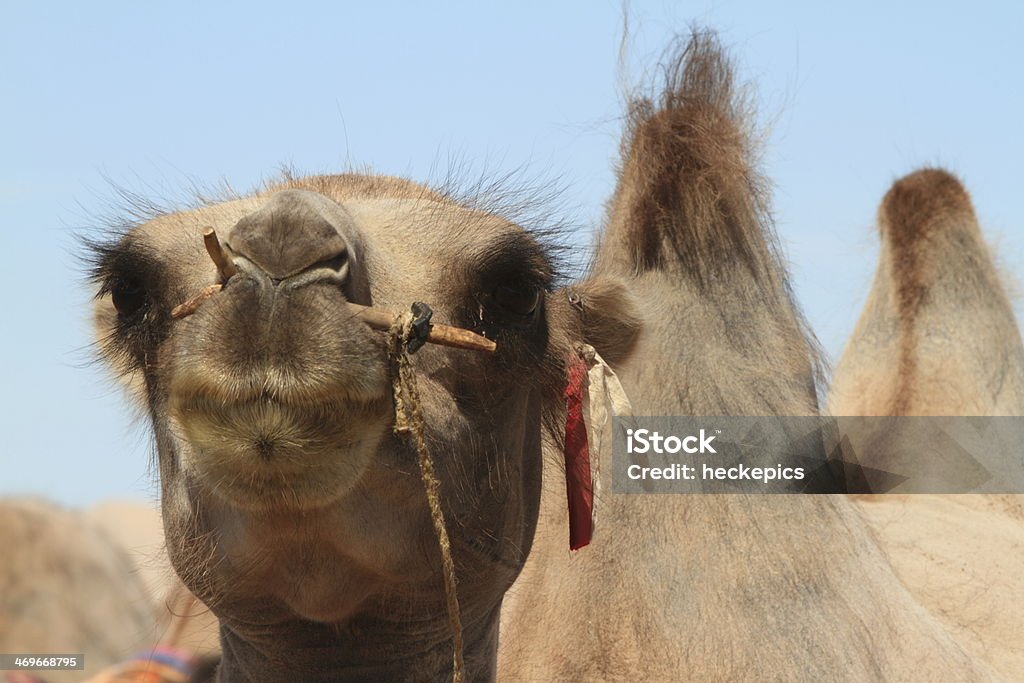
top-left (829, 168), bottom-right (1024, 679)
top-left (0, 498), bottom-right (158, 683)
top-left (0, 498), bottom-right (220, 682)
top-left (87, 32), bottom-right (995, 680)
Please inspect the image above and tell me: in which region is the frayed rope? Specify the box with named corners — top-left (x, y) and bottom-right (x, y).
top-left (388, 311), bottom-right (465, 683)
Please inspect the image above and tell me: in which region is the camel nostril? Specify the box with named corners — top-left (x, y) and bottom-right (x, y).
top-left (317, 250), bottom-right (348, 273)
top-left (272, 247), bottom-right (353, 291)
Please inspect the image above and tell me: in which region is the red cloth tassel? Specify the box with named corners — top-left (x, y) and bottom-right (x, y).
top-left (564, 355), bottom-right (594, 550)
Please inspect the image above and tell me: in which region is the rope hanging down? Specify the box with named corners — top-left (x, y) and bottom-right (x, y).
top-left (388, 309), bottom-right (466, 683)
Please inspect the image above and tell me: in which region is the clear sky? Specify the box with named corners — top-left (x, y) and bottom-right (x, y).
top-left (2, 1), bottom-right (1022, 506)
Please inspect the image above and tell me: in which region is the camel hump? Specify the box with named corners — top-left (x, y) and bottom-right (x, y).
top-left (879, 168), bottom-right (977, 248)
top-left (600, 30), bottom-right (776, 283)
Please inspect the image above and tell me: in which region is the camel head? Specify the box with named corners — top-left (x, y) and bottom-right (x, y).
top-left (88, 174), bottom-right (640, 678)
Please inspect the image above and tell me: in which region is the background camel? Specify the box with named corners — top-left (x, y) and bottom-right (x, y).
top-left (0, 498), bottom-right (219, 682)
top-left (0, 498), bottom-right (158, 683)
top-left (829, 168), bottom-right (1024, 679)
top-left (82, 30), bottom-right (1003, 680)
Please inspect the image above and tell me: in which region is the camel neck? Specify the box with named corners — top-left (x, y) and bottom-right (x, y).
top-left (214, 602), bottom-right (500, 683)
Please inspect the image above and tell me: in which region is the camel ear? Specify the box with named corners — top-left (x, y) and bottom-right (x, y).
top-left (556, 276), bottom-right (642, 367)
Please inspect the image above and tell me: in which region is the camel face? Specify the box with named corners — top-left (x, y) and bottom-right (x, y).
top-left (168, 191), bottom-right (393, 513)
top-left (89, 176), bottom-right (575, 626)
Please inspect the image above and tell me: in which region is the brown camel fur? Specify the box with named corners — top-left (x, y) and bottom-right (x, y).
top-left (830, 168), bottom-right (1024, 416)
top-left (830, 168), bottom-right (1024, 679)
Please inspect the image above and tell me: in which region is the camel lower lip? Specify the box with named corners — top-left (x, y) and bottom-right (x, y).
top-left (169, 391), bottom-right (392, 510)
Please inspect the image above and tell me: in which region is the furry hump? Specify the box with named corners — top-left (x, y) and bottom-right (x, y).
top-left (598, 30), bottom-right (779, 285)
top-left (878, 168), bottom-right (980, 316)
top-left (879, 168), bottom-right (976, 244)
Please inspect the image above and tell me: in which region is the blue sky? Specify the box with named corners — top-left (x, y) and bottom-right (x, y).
top-left (3, 1), bottom-right (1022, 505)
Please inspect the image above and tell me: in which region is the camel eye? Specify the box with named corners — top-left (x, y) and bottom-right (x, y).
top-left (111, 277), bottom-right (148, 317)
top-left (492, 284), bottom-right (541, 317)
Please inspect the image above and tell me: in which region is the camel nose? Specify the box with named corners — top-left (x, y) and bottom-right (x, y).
top-left (224, 189), bottom-right (368, 299)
